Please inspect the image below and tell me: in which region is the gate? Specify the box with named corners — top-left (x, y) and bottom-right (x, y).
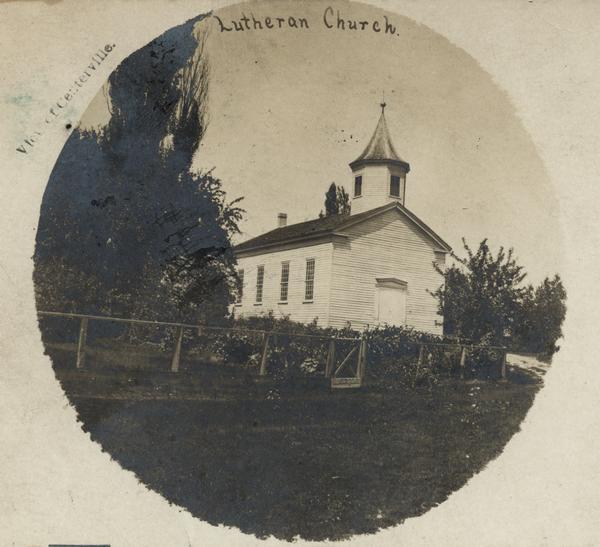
top-left (326, 336), bottom-right (367, 389)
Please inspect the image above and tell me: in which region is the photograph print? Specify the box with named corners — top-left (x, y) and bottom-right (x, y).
top-left (33, 0), bottom-right (567, 541)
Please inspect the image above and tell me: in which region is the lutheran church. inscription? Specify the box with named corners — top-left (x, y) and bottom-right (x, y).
top-left (214, 6), bottom-right (399, 36)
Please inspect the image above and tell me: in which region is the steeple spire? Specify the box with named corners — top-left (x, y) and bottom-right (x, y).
top-left (349, 102), bottom-right (410, 172)
top-left (348, 103), bottom-right (411, 214)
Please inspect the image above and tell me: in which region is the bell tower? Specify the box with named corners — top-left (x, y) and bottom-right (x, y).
top-left (349, 102), bottom-right (410, 215)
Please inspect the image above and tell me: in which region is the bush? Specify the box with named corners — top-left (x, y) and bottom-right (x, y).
top-left (42, 307), bottom-right (506, 383)
top-left (184, 315), bottom-right (508, 384)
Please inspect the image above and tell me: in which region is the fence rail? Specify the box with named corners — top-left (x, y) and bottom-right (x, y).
top-left (37, 310), bottom-right (367, 383)
top-left (37, 310), bottom-right (360, 341)
top-left (37, 310), bottom-right (508, 383)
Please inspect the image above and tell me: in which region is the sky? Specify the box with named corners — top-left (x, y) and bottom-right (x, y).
top-left (81, 0), bottom-right (563, 284)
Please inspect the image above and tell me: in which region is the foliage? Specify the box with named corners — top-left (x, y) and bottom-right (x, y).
top-left (432, 238), bottom-right (566, 357)
top-left (321, 183), bottom-right (351, 217)
top-left (513, 275), bottom-right (567, 356)
top-left (34, 16), bottom-right (243, 329)
top-left (432, 238), bottom-right (527, 345)
top-left (182, 314), bottom-right (504, 383)
top-left (209, 314), bottom-right (357, 374)
top-left (363, 325), bottom-right (443, 387)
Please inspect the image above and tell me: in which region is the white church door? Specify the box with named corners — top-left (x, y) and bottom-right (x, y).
top-left (375, 278), bottom-right (407, 327)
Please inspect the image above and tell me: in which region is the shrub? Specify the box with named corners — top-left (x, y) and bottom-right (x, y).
top-left (189, 315), bottom-right (507, 383)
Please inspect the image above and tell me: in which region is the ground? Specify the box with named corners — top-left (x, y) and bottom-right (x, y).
top-left (507, 352), bottom-right (551, 379)
top-left (47, 343), bottom-right (544, 541)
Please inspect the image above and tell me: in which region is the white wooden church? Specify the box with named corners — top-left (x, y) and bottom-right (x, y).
top-left (233, 104), bottom-right (451, 334)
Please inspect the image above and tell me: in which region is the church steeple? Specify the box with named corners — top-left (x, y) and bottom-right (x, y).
top-left (349, 103), bottom-right (410, 214)
top-left (350, 103), bottom-right (410, 172)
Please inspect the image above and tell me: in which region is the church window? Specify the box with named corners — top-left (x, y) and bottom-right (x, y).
top-left (256, 265), bottom-right (264, 303)
top-left (305, 258), bottom-right (315, 301)
top-left (280, 261), bottom-right (290, 302)
top-left (354, 175), bottom-right (362, 197)
top-left (237, 269), bottom-right (244, 304)
top-left (390, 175), bottom-right (400, 197)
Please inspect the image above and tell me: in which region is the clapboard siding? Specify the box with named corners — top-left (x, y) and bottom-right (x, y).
top-left (329, 209), bottom-right (445, 334)
top-left (350, 164), bottom-right (406, 214)
top-left (234, 241), bottom-right (333, 327)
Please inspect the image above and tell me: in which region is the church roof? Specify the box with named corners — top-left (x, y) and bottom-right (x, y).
top-left (234, 202), bottom-right (451, 255)
top-left (349, 105), bottom-right (410, 172)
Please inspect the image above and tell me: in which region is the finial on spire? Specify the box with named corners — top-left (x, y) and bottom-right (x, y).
top-left (380, 91), bottom-right (386, 113)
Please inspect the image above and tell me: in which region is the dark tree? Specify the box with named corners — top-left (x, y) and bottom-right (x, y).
top-left (336, 185), bottom-right (351, 215)
top-left (322, 183), bottom-right (351, 217)
top-left (34, 15), bottom-right (243, 328)
top-left (324, 183), bottom-right (337, 216)
top-left (513, 275), bottom-right (567, 356)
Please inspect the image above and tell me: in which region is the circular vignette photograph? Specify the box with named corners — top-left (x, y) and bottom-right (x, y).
top-left (33, 0), bottom-right (566, 541)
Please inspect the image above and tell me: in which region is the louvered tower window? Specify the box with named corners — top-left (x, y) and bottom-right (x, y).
top-left (390, 175), bottom-right (400, 197)
top-left (354, 175), bottom-right (362, 197)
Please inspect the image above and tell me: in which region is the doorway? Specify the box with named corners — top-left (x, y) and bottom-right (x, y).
top-left (375, 278), bottom-right (407, 327)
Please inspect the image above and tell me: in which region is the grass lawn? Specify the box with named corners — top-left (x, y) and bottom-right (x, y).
top-left (49, 342), bottom-right (542, 541)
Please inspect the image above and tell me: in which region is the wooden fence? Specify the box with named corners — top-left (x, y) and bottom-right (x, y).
top-left (37, 310), bottom-right (368, 388)
top-left (412, 339), bottom-right (508, 381)
top-left (37, 310), bottom-right (509, 386)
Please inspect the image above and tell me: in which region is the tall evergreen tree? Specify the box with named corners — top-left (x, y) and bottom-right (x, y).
top-left (322, 183), bottom-right (351, 217)
top-left (336, 185), bottom-right (351, 215)
top-left (34, 15), bottom-right (243, 327)
top-left (324, 183), bottom-right (338, 216)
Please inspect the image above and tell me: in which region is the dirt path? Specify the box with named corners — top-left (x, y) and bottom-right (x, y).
top-left (507, 353), bottom-right (550, 379)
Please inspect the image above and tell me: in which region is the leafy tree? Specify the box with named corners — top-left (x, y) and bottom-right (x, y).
top-left (433, 239), bottom-right (567, 357)
top-left (513, 275), bottom-right (566, 356)
top-left (321, 183), bottom-right (351, 217)
top-left (432, 238), bottom-right (528, 345)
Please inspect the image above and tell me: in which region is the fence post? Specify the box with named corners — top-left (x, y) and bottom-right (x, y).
top-left (417, 344), bottom-right (424, 366)
top-left (76, 317), bottom-right (88, 369)
top-left (356, 338), bottom-right (363, 379)
top-left (357, 335), bottom-right (367, 379)
top-left (259, 333), bottom-right (271, 376)
top-left (413, 344), bottom-right (424, 387)
top-left (500, 350), bottom-right (508, 381)
top-left (459, 345), bottom-right (467, 380)
top-left (170, 325), bottom-right (184, 373)
top-left (325, 338), bottom-right (335, 378)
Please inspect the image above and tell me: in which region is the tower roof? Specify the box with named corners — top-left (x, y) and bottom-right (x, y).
top-left (349, 104), bottom-right (410, 172)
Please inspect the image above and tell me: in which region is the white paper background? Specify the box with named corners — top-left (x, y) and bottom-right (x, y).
top-left (1, 1), bottom-right (599, 545)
